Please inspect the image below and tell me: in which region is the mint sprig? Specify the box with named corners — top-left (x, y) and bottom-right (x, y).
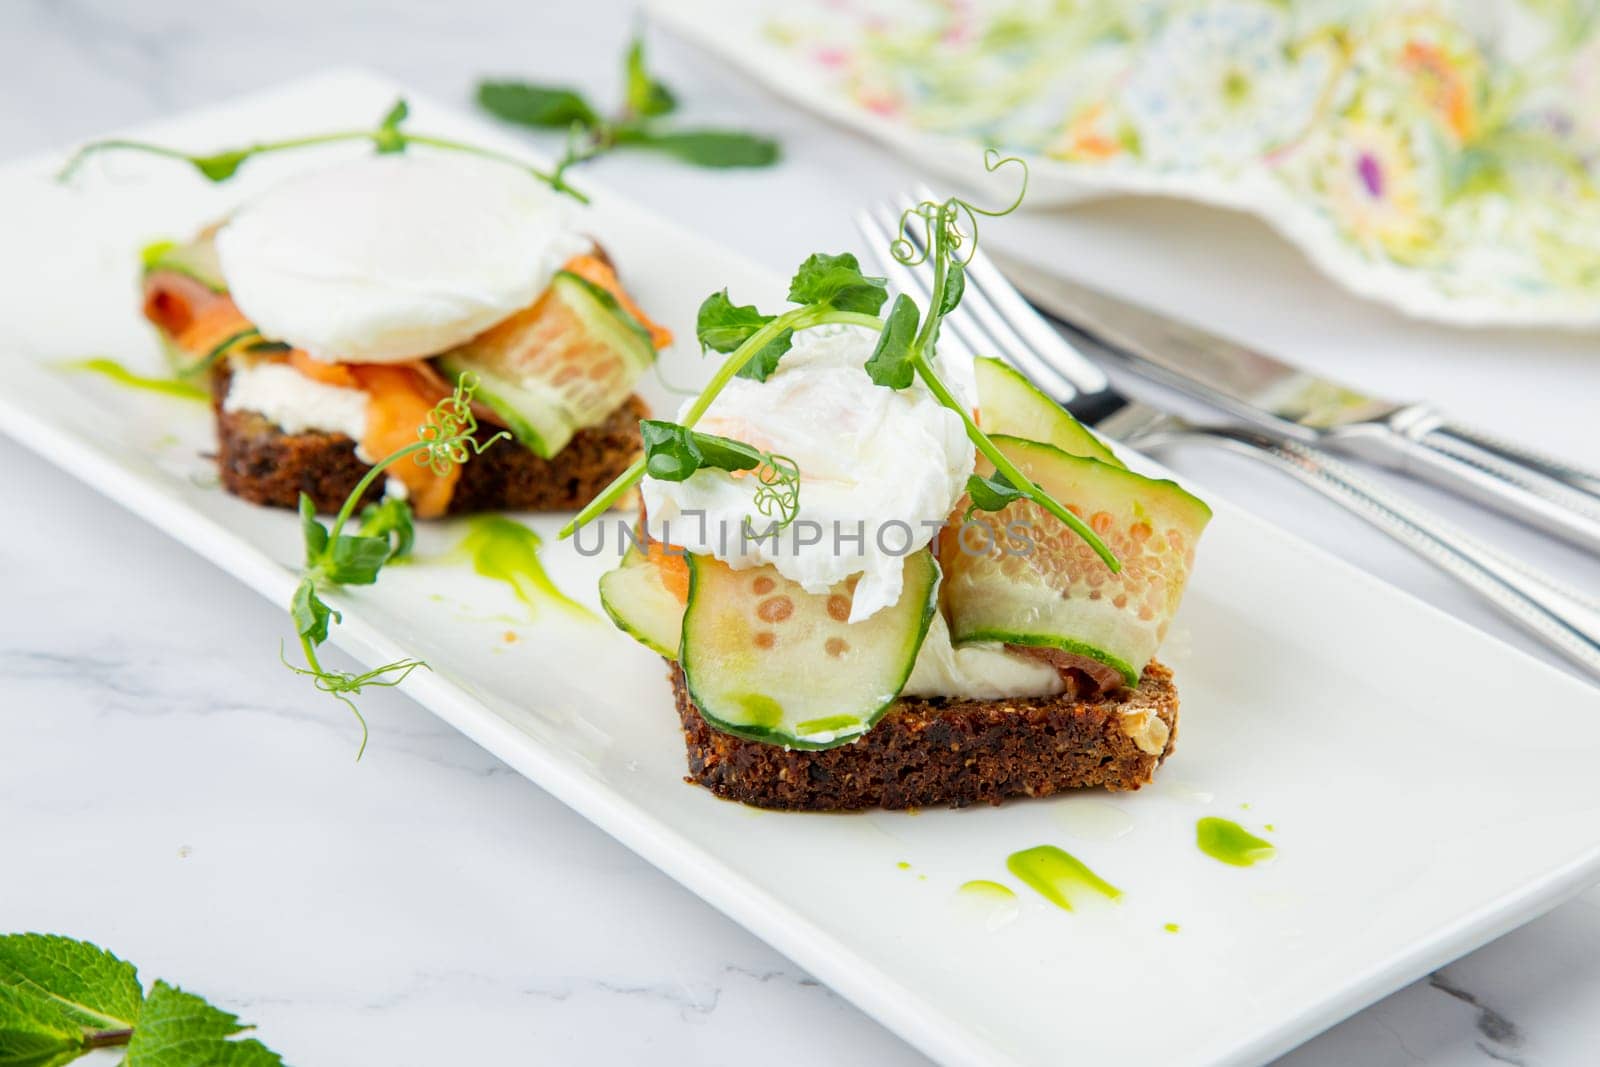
top-left (0, 934), bottom-right (285, 1066)
top-left (478, 32), bottom-right (778, 180)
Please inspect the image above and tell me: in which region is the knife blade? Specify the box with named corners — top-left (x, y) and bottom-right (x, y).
top-left (989, 249), bottom-right (1600, 554)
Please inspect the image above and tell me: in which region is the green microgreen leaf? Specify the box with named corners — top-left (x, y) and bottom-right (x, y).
top-left (373, 99), bottom-right (409, 154)
top-left (614, 128), bottom-right (779, 167)
top-left (864, 293), bottom-right (921, 389)
top-left (786, 252), bottom-right (889, 315)
top-left (298, 495), bottom-right (329, 568)
top-left (358, 498), bottom-right (416, 562)
top-left (695, 290), bottom-right (772, 353)
top-left (290, 579), bottom-right (337, 647)
top-left (281, 374), bottom-right (505, 756)
top-left (640, 420), bottom-right (759, 481)
top-left (476, 81), bottom-right (600, 128)
top-left (190, 150), bottom-right (249, 182)
top-left (59, 98), bottom-right (580, 201)
top-left (639, 420), bottom-right (800, 529)
top-left (695, 290), bottom-right (794, 382)
top-left (322, 535), bottom-right (392, 586)
top-left (940, 259), bottom-right (966, 316)
top-left (963, 471), bottom-right (1027, 517)
top-left (623, 35), bottom-right (678, 118)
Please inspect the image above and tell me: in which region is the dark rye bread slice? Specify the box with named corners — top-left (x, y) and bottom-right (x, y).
top-left (214, 388), bottom-right (649, 514)
top-left (672, 661), bottom-right (1179, 811)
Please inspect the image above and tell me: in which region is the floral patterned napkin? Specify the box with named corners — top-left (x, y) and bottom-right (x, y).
top-left (651, 0), bottom-right (1600, 328)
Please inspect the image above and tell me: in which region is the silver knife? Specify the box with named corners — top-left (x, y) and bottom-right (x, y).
top-left (990, 250), bottom-right (1600, 555)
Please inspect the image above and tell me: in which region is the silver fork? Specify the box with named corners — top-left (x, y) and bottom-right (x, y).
top-left (855, 198), bottom-right (1600, 683)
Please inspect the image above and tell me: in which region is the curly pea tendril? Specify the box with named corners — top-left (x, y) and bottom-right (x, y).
top-left (284, 374), bottom-right (509, 759)
top-left (749, 453), bottom-right (801, 529)
top-left (892, 149), bottom-right (1030, 268)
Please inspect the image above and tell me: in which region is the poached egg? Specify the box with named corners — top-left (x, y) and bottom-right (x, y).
top-left (215, 153), bottom-right (591, 364)
top-left (641, 326), bottom-right (973, 623)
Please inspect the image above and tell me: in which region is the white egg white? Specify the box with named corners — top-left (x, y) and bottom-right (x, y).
top-left (215, 154), bottom-right (591, 364)
top-left (642, 326), bottom-right (974, 623)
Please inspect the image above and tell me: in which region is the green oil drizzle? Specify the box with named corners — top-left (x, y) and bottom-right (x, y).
top-left (1196, 817), bottom-right (1276, 867)
top-left (60, 357), bottom-right (208, 401)
top-left (1005, 845), bottom-right (1122, 912)
top-left (896, 861), bottom-right (911, 870)
top-left (459, 516), bottom-right (593, 619)
top-left (1163, 922), bottom-right (1181, 934)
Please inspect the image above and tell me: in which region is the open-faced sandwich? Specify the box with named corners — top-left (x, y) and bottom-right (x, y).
top-left (139, 152), bottom-right (669, 518)
top-left (570, 173), bottom-right (1210, 811)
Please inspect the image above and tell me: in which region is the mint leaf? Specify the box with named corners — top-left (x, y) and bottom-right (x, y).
top-left (964, 471), bottom-right (1026, 516)
top-left (358, 498), bottom-right (415, 562)
top-left (695, 290), bottom-right (792, 382)
top-left (291, 580), bottom-right (337, 646)
top-left (623, 36), bottom-right (677, 118)
top-left (298, 495), bottom-right (328, 568)
top-left (864, 293), bottom-right (921, 389)
top-left (477, 81), bottom-right (599, 128)
top-left (0, 934), bottom-right (141, 1033)
top-left (0, 984), bottom-right (85, 1067)
top-left (123, 982), bottom-right (283, 1067)
top-left (786, 252), bottom-right (888, 315)
top-left (615, 128), bottom-right (778, 168)
top-left (373, 99), bottom-right (409, 154)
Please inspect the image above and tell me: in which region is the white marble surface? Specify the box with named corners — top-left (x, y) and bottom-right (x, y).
top-left (2, 1), bottom-right (1599, 1064)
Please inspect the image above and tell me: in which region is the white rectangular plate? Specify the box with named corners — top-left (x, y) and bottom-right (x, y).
top-left (4, 71), bottom-right (1599, 1067)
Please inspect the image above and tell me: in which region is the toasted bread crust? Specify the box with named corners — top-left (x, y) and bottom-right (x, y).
top-left (214, 389), bottom-right (648, 514)
top-left (673, 661), bottom-right (1179, 810)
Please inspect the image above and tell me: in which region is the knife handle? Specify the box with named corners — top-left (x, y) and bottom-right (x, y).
top-left (1184, 426), bottom-right (1600, 683)
top-left (1329, 407), bottom-right (1600, 555)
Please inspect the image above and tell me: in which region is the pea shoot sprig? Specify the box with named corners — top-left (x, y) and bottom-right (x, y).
top-left (58, 99), bottom-right (589, 202)
top-left (558, 252), bottom-right (889, 537)
top-left (559, 154), bottom-right (1120, 573)
top-left (285, 374), bottom-right (508, 758)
